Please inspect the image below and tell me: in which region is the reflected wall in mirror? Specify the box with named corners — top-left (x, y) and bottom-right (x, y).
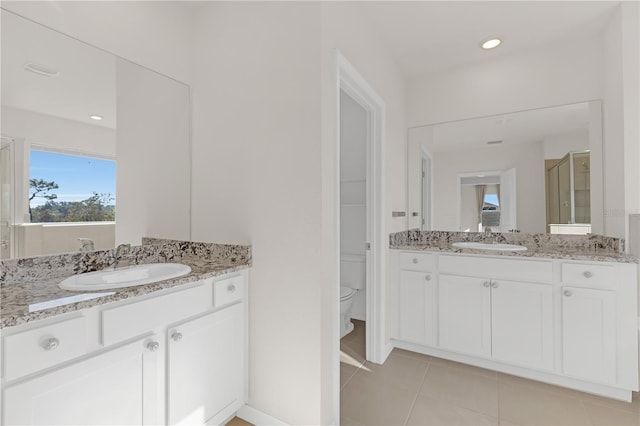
top-left (407, 101), bottom-right (603, 235)
top-left (0, 9), bottom-right (191, 259)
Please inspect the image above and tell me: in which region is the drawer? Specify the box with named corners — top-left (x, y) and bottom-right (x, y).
top-left (439, 255), bottom-right (553, 282)
top-left (3, 315), bottom-right (87, 381)
top-left (214, 275), bottom-right (245, 307)
top-left (102, 282), bottom-right (211, 346)
top-left (561, 262), bottom-right (615, 286)
top-left (399, 252), bottom-right (434, 271)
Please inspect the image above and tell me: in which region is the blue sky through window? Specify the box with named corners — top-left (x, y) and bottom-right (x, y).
top-left (30, 150), bottom-right (116, 207)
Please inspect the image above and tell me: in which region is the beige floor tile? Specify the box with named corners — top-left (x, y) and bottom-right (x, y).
top-left (407, 393), bottom-right (499, 426)
top-left (583, 401), bottom-right (640, 426)
top-left (498, 372), bottom-right (586, 400)
top-left (419, 361), bottom-right (499, 417)
top-left (340, 338), bottom-right (366, 366)
top-left (354, 353), bottom-right (429, 394)
top-left (498, 376), bottom-right (591, 425)
top-left (344, 319), bottom-right (365, 342)
top-left (391, 347), bottom-right (433, 362)
top-left (340, 374), bottom-right (417, 426)
top-left (340, 416), bottom-right (365, 426)
top-left (340, 361), bottom-right (359, 389)
top-left (580, 391), bottom-right (640, 415)
top-left (430, 356), bottom-right (498, 379)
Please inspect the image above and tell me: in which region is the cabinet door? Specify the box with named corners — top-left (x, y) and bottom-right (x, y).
top-left (438, 275), bottom-right (491, 357)
top-left (398, 270), bottom-right (435, 345)
top-left (561, 286), bottom-right (616, 384)
top-left (168, 303), bottom-right (244, 425)
top-left (3, 337), bottom-right (159, 425)
top-left (491, 280), bottom-right (553, 370)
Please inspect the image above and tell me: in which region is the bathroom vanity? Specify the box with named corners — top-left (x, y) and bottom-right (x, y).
top-left (0, 241), bottom-right (250, 425)
top-left (389, 231), bottom-right (639, 402)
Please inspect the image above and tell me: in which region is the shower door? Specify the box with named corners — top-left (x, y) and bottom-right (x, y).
top-left (1, 137), bottom-right (14, 259)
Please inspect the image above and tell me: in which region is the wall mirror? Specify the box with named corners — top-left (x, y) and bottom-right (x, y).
top-left (1, 9), bottom-right (191, 260)
top-left (407, 101), bottom-right (603, 235)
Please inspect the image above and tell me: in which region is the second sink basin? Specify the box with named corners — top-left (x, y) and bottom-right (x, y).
top-left (452, 242), bottom-right (527, 252)
top-left (59, 263), bottom-right (192, 291)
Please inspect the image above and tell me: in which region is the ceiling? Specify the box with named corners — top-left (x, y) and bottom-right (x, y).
top-left (357, 1), bottom-right (619, 78)
top-left (0, 1), bottom-right (619, 133)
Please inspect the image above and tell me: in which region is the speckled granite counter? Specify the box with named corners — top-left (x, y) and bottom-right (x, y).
top-left (0, 240), bottom-right (251, 328)
top-left (390, 230), bottom-right (639, 263)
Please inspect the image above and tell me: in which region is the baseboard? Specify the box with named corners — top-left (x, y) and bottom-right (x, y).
top-left (236, 404), bottom-right (288, 426)
top-left (381, 341), bottom-right (394, 363)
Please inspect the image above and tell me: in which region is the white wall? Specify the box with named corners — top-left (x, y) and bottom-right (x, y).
top-left (432, 142), bottom-right (546, 233)
top-left (191, 3), bottom-right (324, 424)
top-left (1, 1), bottom-right (192, 84)
top-left (1, 107), bottom-right (115, 158)
top-left (407, 34), bottom-right (603, 128)
top-left (542, 131), bottom-right (589, 160)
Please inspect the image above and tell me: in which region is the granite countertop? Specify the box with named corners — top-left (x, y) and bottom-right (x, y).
top-left (0, 240), bottom-right (252, 329)
top-left (389, 230), bottom-right (639, 264)
top-left (390, 243), bottom-right (638, 263)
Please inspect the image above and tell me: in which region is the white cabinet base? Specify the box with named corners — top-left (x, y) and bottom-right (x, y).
top-left (391, 339), bottom-right (634, 402)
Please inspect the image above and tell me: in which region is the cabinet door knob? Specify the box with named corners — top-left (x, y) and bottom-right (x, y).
top-left (425, 274), bottom-right (432, 281)
top-left (564, 290), bottom-right (573, 297)
top-left (227, 283), bottom-right (236, 293)
top-left (582, 271), bottom-right (592, 278)
top-left (491, 282), bottom-right (499, 289)
top-left (412, 258), bottom-right (419, 264)
top-left (146, 341), bottom-right (160, 352)
top-left (483, 281), bottom-right (491, 288)
top-left (171, 332), bottom-right (183, 342)
top-left (42, 337), bottom-right (59, 351)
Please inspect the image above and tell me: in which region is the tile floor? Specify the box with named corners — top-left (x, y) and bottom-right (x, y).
top-left (341, 320), bottom-right (640, 426)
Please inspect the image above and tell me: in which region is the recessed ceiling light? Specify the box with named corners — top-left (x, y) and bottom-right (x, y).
top-left (89, 115), bottom-right (103, 121)
top-left (481, 37), bottom-right (502, 50)
top-left (23, 62), bottom-right (59, 77)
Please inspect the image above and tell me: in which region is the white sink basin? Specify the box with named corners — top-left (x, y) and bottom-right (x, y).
top-left (452, 242), bottom-right (527, 252)
top-left (59, 263), bottom-right (192, 291)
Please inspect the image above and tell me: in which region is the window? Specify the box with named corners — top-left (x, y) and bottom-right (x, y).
top-left (29, 150), bottom-right (116, 223)
top-left (481, 189), bottom-right (501, 228)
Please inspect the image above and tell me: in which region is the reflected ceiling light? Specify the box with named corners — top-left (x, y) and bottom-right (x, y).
top-left (89, 115), bottom-right (104, 121)
top-left (480, 37), bottom-right (502, 50)
top-left (23, 62), bottom-right (59, 77)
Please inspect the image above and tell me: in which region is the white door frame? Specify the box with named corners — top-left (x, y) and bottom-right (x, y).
top-left (336, 51), bottom-right (387, 365)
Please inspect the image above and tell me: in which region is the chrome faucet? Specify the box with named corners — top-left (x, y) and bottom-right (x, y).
top-left (112, 243), bottom-right (131, 269)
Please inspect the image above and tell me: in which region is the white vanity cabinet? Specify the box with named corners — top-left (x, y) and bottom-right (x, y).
top-left (390, 250), bottom-right (638, 401)
top-left (3, 336), bottom-right (159, 425)
top-left (438, 255), bottom-right (554, 370)
top-left (395, 253), bottom-right (436, 346)
top-left (1, 270), bottom-right (248, 426)
top-left (168, 277), bottom-right (245, 425)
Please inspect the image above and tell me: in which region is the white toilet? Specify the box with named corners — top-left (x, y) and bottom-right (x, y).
top-left (340, 286), bottom-right (355, 338)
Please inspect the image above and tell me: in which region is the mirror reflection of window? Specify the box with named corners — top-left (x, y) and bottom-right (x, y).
top-left (28, 149), bottom-right (116, 223)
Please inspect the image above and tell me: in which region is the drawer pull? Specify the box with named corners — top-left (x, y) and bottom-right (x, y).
top-left (583, 271), bottom-right (593, 278)
top-left (146, 341), bottom-right (160, 352)
top-left (483, 281), bottom-right (491, 288)
top-left (425, 274), bottom-right (432, 281)
top-left (412, 258), bottom-right (419, 264)
top-left (564, 290), bottom-right (573, 297)
top-left (42, 338), bottom-right (60, 351)
top-left (227, 283), bottom-right (236, 293)
top-left (171, 332), bottom-right (183, 342)
top-left (491, 282), bottom-right (499, 289)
